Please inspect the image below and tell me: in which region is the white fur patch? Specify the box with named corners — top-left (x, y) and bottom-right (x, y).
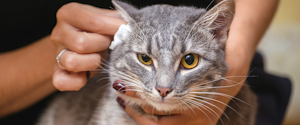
top-left (214, 74), bottom-right (222, 80)
top-left (109, 24), bottom-right (132, 50)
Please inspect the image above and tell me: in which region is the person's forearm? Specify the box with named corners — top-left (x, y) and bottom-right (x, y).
top-left (227, 0), bottom-right (279, 61)
top-left (216, 0), bottom-right (279, 122)
top-left (0, 36), bottom-right (57, 117)
top-left (0, 79), bottom-right (55, 117)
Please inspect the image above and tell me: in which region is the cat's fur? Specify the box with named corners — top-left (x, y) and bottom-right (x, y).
top-left (37, 0), bottom-right (257, 124)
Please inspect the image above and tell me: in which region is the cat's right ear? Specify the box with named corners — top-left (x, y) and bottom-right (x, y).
top-left (112, 0), bottom-right (138, 23)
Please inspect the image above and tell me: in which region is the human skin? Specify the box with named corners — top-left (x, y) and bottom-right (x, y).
top-left (0, 36), bottom-right (57, 117)
top-left (0, 0), bottom-right (278, 124)
top-left (50, 3), bottom-right (125, 91)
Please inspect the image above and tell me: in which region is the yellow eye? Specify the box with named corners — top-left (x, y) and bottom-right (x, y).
top-left (181, 54), bottom-right (199, 69)
top-left (138, 54), bottom-right (153, 65)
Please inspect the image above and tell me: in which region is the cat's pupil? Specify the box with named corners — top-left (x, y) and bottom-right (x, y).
top-left (185, 54), bottom-right (195, 65)
top-left (142, 54), bottom-right (151, 62)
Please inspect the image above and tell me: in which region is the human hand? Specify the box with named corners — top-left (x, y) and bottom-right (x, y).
top-left (112, 41), bottom-right (253, 125)
top-left (51, 2), bottom-right (126, 91)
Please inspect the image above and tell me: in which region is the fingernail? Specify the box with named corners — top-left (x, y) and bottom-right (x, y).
top-left (113, 81), bottom-right (126, 93)
top-left (86, 71), bottom-right (90, 79)
top-left (117, 97), bottom-right (125, 109)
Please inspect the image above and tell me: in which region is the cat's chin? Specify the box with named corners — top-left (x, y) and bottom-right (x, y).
top-left (119, 94), bottom-right (180, 112)
top-left (147, 101), bottom-right (180, 111)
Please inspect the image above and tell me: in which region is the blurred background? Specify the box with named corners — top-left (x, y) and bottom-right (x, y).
top-left (257, 0), bottom-right (300, 124)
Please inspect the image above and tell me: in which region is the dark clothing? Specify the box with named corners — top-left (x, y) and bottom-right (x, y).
top-left (1, 0), bottom-right (111, 53)
top-left (0, 0), bottom-right (213, 53)
top-left (0, 0), bottom-right (291, 125)
top-left (248, 53), bottom-right (292, 125)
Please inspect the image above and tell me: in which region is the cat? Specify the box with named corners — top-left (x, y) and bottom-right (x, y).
top-left (37, 0), bottom-right (257, 125)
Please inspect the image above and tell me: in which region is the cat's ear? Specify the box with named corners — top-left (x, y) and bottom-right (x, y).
top-left (112, 0), bottom-right (138, 23)
top-left (197, 0), bottom-right (235, 46)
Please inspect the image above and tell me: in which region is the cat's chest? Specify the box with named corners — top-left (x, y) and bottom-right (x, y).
top-left (88, 87), bottom-right (137, 125)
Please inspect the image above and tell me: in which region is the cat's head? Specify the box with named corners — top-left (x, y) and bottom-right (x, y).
top-left (109, 0), bottom-right (235, 111)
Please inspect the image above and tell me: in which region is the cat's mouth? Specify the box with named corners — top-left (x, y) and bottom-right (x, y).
top-left (153, 99), bottom-right (173, 104)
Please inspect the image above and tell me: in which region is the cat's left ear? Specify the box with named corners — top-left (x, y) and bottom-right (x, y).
top-left (197, 0), bottom-right (235, 47)
top-left (112, 0), bottom-right (138, 23)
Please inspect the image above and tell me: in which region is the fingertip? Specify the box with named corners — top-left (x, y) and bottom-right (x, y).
top-left (124, 105), bottom-right (158, 125)
top-left (52, 69), bottom-right (87, 91)
top-left (113, 80), bottom-right (126, 93)
top-left (112, 80), bottom-right (138, 98)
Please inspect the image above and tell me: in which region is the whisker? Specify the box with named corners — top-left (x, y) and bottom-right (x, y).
top-left (188, 96), bottom-right (234, 121)
top-left (189, 99), bottom-right (222, 122)
top-left (206, 0), bottom-right (215, 10)
top-left (97, 61), bottom-right (142, 85)
top-left (152, 107), bottom-right (156, 120)
top-left (95, 77), bottom-right (110, 83)
top-left (123, 89), bottom-right (143, 92)
top-left (95, 82), bottom-right (112, 92)
top-left (186, 100), bottom-right (214, 125)
top-left (194, 75), bottom-right (257, 88)
top-left (198, 96), bottom-right (244, 120)
top-left (189, 92), bottom-right (253, 107)
top-left (181, 100), bottom-right (196, 116)
top-left (90, 53), bottom-right (148, 92)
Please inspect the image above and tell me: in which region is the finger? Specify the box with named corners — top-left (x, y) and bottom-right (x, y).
top-left (157, 114), bottom-right (191, 125)
top-left (56, 23), bottom-right (112, 54)
top-left (52, 69), bottom-right (87, 91)
top-left (125, 104), bottom-right (189, 125)
top-left (81, 4), bottom-right (120, 18)
top-left (59, 50), bottom-right (101, 72)
top-left (125, 104), bottom-right (159, 125)
top-left (57, 3), bottom-right (126, 35)
top-left (124, 85), bottom-right (139, 98)
top-left (112, 80), bottom-right (127, 94)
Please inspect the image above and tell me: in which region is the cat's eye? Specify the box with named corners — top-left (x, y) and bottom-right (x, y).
top-left (181, 54), bottom-right (199, 69)
top-left (138, 54), bottom-right (153, 65)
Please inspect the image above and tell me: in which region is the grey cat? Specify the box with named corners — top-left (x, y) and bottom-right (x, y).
top-left (37, 0), bottom-right (257, 124)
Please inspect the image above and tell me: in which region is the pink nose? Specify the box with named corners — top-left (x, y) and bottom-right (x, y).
top-left (156, 87), bottom-right (172, 97)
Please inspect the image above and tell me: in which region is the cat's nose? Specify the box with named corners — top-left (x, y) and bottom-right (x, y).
top-left (156, 87), bottom-right (172, 97)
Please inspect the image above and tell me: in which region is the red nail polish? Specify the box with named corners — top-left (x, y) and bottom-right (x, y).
top-left (116, 97), bottom-right (125, 109)
top-left (113, 81), bottom-right (126, 93)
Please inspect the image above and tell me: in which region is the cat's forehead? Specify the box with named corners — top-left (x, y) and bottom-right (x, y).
top-left (136, 5), bottom-right (206, 24)
top-left (127, 21), bottom-right (212, 55)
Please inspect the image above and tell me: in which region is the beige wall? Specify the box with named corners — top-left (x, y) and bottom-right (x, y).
top-left (257, 0), bottom-right (300, 124)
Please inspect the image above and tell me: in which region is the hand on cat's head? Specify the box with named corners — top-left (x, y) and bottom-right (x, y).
top-left (51, 2), bottom-right (126, 91)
